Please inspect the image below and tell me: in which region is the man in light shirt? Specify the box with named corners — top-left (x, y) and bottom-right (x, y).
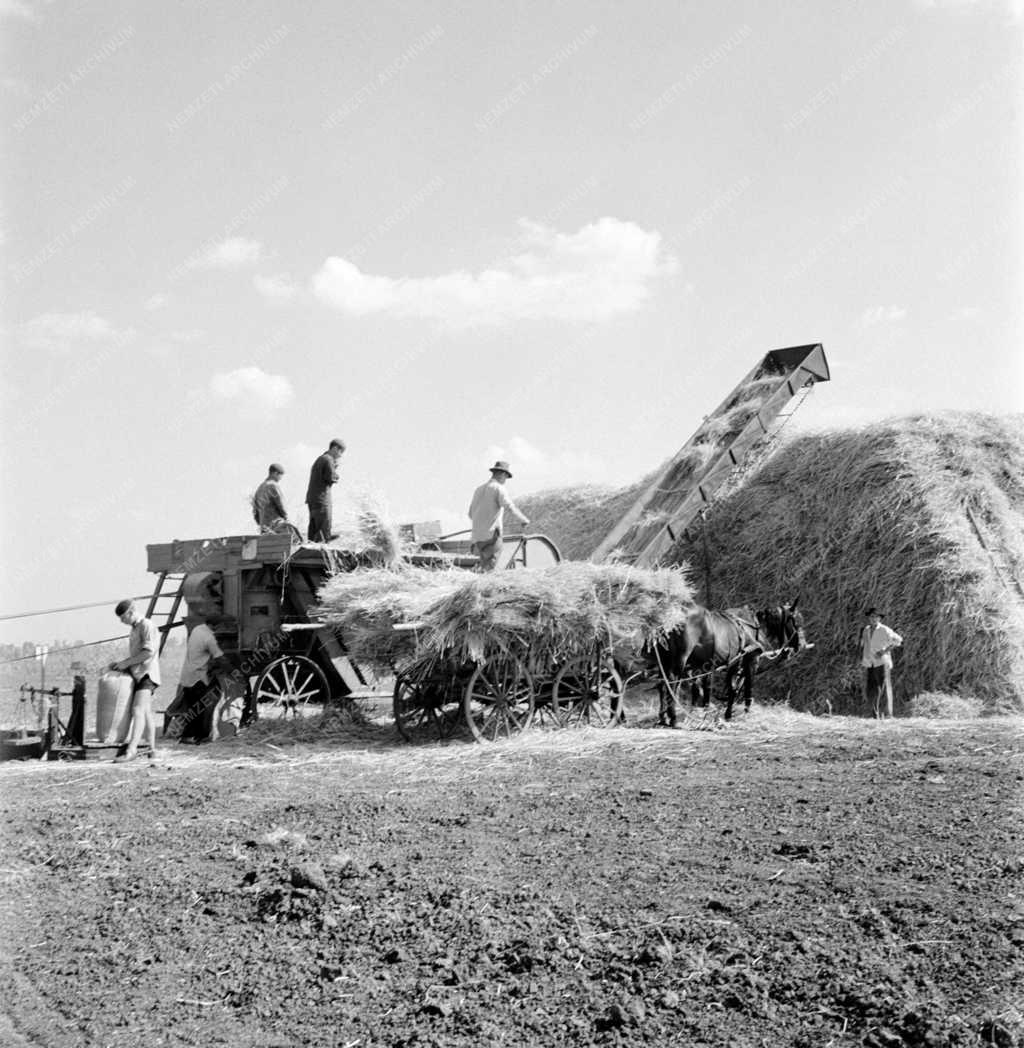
top-left (859, 607), bottom-right (903, 719)
top-left (175, 618), bottom-right (226, 743)
top-left (468, 460), bottom-right (529, 571)
top-left (110, 599), bottom-right (161, 762)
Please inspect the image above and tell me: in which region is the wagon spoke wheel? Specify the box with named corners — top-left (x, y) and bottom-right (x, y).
top-left (394, 673), bottom-right (461, 743)
top-left (253, 655), bottom-right (330, 718)
top-left (463, 658), bottom-right (535, 743)
top-left (552, 655), bottom-right (624, 729)
top-left (530, 675), bottom-right (563, 731)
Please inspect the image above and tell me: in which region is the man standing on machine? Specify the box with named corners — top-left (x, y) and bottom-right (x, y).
top-left (305, 438), bottom-right (345, 542)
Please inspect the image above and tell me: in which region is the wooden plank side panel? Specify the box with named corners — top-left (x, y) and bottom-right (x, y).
top-left (147, 537), bottom-right (244, 573)
top-left (147, 535), bottom-right (359, 574)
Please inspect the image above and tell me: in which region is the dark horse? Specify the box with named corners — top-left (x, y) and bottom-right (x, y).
top-left (650, 600), bottom-right (808, 724)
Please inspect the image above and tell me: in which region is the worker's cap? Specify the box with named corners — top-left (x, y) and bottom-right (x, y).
top-left (329, 438), bottom-right (346, 451)
top-left (490, 460), bottom-right (513, 478)
top-left (114, 599), bottom-right (133, 616)
top-left (863, 607), bottom-right (881, 617)
top-left (269, 463), bottom-right (285, 474)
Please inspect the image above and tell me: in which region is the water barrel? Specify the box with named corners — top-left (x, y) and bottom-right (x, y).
top-left (96, 672), bottom-right (134, 743)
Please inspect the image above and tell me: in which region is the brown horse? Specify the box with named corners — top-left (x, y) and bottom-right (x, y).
top-left (650, 600), bottom-right (807, 724)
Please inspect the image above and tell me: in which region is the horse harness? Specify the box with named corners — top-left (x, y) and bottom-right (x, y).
top-left (650, 605), bottom-right (804, 705)
top-left (653, 611), bottom-right (756, 695)
top-left (735, 606), bottom-right (804, 662)
top-left (654, 607), bottom-right (798, 690)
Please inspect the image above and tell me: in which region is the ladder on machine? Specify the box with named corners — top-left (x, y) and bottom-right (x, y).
top-left (145, 572), bottom-right (186, 654)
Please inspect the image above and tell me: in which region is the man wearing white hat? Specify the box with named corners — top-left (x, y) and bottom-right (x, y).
top-left (468, 460), bottom-right (529, 571)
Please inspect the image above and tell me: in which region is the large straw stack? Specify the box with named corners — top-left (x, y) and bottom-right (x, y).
top-left (314, 561), bottom-right (696, 675)
top-left (669, 412), bottom-right (1024, 714)
top-left (517, 481), bottom-right (649, 560)
top-left (515, 411), bottom-right (1023, 715)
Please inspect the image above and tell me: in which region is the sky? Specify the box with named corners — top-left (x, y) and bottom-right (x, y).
top-left (1, 0), bottom-right (1022, 648)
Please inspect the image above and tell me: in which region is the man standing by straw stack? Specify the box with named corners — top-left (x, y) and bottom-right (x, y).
top-left (860, 608), bottom-right (902, 718)
top-left (468, 460), bottom-right (529, 571)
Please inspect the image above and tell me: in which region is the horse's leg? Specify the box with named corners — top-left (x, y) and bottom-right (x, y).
top-left (689, 661), bottom-right (707, 709)
top-left (656, 652), bottom-right (677, 727)
top-left (743, 653), bottom-right (754, 713)
top-left (723, 666), bottom-right (735, 720)
top-left (660, 640), bottom-right (691, 728)
top-left (659, 681), bottom-right (678, 727)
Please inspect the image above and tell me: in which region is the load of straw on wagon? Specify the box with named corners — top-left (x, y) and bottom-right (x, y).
top-left (314, 562), bottom-right (696, 742)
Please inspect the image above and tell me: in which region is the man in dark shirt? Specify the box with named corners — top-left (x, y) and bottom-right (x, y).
top-left (252, 463), bottom-right (288, 532)
top-left (305, 438), bottom-right (345, 542)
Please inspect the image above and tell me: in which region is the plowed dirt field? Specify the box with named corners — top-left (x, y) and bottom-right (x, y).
top-left (1, 709), bottom-right (1021, 1048)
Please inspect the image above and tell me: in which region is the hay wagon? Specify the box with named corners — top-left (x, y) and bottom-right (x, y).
top-left (390, 638), bottom-right (625, 744)
top-left (302, 529), bottom-right (629, 743)
top-left (143, 528), bottom-right (615, 738)
top-left (396, 533), bottom-right (627, 743)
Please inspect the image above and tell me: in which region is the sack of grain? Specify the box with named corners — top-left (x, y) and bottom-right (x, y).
top-left (95, 672), bottom-right (134, 743)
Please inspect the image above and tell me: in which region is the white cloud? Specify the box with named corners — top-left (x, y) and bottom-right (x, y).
top-left (0, 0), bottom-right (46, 20)
top-left (913, 0), bottom-right (1023, 18)
top-left (193, 237), bottom-right (266, 270)
top-left (144, 292), bottom-right (169, 311)
top-left (207, 366), bottom-right (293, 412)
top-left (254, 273), bottom-right (301, 303)
top-left (860, 305), bottom-right (907, 327)
top-left (483, 435), bottom-right (611, 489)
top-left (2, 75), bottom-right (32, 95)
top-left (312, 217), bottom-right (678, 326)
top-left (169, 329), bottom-right (206, 344)
top-left (20, 310), bottom-right (134, 352)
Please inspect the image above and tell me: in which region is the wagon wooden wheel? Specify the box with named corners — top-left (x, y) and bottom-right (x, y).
top-left (552, 654), bottom-right (624, 728)
top-left (253, 655), bottom-right (330, 717)
top-left (393, 671), bottom-right (462, 743)
top-left (530, 674), bottom-right (563, 730)
top-left (462, 657), bottom-right (535, 742)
